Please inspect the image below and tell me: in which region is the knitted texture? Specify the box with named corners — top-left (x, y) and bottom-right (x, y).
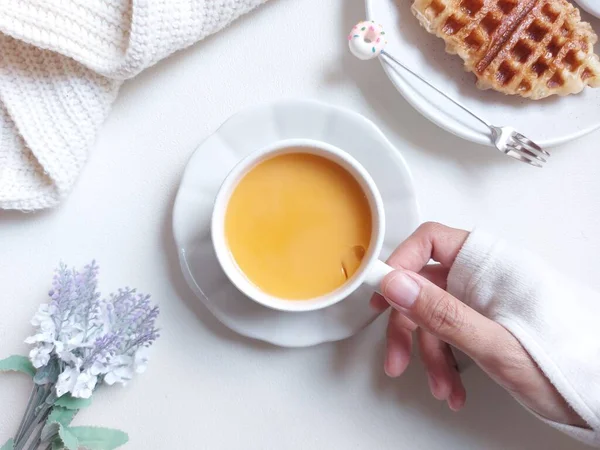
top-left (0, 0), bottom-right (267, 210)
top-left (448, 230), bottom-right (600, 447)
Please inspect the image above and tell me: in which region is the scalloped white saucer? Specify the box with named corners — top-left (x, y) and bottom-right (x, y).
top-left (172, 100), bottom-right (420, 347)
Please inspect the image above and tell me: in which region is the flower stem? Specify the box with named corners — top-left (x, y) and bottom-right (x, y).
top-left (14, 385), bottom-right (46, 446)
top-left (14, 386), bottom-right (54, 450)
top-left (15, 402), bottom-right (51, 450)
top-left (25, 407), bottom-right (51, 450)
top-left (14, 385), bottom-right (38, 443)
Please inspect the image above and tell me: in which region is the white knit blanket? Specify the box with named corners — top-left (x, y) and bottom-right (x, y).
top-left (0, 0), bottom-right (266, 211)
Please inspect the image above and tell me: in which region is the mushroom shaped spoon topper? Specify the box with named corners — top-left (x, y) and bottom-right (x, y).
top-left (347, 20), bottom-right (549, 168)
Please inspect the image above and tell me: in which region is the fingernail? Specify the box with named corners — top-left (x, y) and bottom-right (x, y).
top-left (448, 396), bottom-right (460, 412)
top-left (383, 272), bottom-right (420, 309)
top-left (427, 372), bottom-right (438, 397)
top-left (384, 356), bottom-right (397, 378)
top-left (385, 351), bottom-right (403, 378)
top-left (447, 391), bottom-right (465, 411)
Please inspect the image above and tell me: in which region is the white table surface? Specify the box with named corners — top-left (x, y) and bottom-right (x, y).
top-left (1, 0), bottom-right (598, 448)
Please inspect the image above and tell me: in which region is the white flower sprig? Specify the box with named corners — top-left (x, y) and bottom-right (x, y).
top-left (25, 262), bottom-right (159, 399)
top-left (0, 261), bottom-right (160, 450)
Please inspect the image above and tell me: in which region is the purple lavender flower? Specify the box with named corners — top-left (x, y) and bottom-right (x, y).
top-left (26, 262), bottom-right (160, 398)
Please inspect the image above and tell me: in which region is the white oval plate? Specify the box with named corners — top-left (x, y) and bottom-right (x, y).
top-left (172, 99), bottom-right (420, 347)
top-left (366, 0), bottom-right (600, 147)
top-left (577, 0), bottom-right (600, 19)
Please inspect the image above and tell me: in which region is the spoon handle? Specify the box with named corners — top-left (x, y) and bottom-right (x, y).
top-left (380, 51), bottom-right (492, 129)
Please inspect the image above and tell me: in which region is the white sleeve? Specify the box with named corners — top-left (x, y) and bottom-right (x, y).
top-left (447, 229), bottom-right (600, 447)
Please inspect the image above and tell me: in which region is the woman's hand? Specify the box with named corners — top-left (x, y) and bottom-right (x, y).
top-left (372, 222), bottom-right (585, 427)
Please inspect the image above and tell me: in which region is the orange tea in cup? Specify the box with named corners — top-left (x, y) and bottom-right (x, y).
top-left (225, 151), bottom-right (372, 300)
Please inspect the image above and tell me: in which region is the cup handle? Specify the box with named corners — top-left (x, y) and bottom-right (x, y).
top-left (364, 259), bottom-right (395, 293)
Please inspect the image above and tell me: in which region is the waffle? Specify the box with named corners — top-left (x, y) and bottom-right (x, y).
top-left (412, 0), bottom-right (600, 99)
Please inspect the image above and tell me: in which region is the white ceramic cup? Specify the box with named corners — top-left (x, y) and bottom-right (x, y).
top-left (211, 138), bottom-right (396, 313)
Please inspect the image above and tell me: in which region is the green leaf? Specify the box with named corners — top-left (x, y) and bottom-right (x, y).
top-left (58, 424), bottom-right (79, 450)
top-left (48, 406), bottom-right (77, 426)
top-left (55, 395), bottom-right (92, 410)
top-left (51, 438), bottom-right (63, 450)
top-left (41, 406), bottom-right (77, 441)
top-left (1, 438), bottom-right (14, 450)
top-left (69, 427), bottom-right (128, 450)
top-left (0, 355), bottom-right (35, 377)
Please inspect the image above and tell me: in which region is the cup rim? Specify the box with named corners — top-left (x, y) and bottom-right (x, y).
top-left (211, 138), bottom-right (386, 312)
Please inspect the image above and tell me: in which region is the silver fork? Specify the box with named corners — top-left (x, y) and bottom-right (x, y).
top-left (381, 51), bottom-right (550, 168)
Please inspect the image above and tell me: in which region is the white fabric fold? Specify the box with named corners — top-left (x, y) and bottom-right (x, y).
top-left (0, 0), bottom-right (267, 210)
top-left (448, 229), bottom-right (600, 447)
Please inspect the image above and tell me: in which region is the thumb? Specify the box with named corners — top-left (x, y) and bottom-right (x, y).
top-left (382, 270), bottom-right (501, 362)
